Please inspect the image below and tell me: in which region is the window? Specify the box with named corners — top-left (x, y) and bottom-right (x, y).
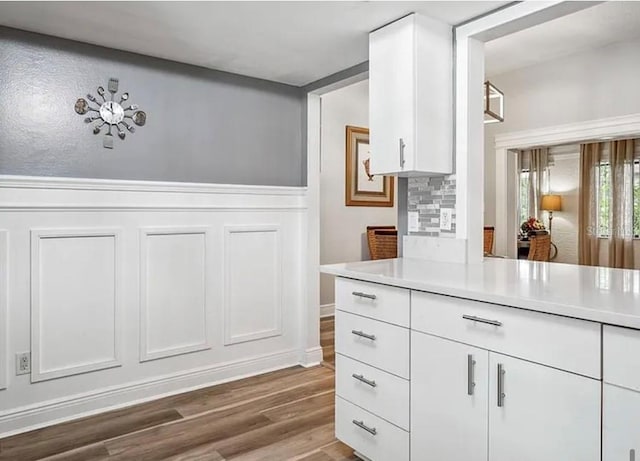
top-left (517, 168), bottom-right (548, 226)
top-left (597, 160), bottom-right (640, 238)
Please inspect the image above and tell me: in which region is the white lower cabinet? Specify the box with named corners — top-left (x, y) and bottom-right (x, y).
top-left (336, 396), bottom-right (410, 461)
top-left (334, 277), bottom-right (609, 461)
top-left (411, 333), bottom-right (600, 461)
top-left (603, 384), bottom-right (640, 461)
top-left (488, 353), bottom-right (601, 461)
top-left (411, 332), bottom-right (488, 461)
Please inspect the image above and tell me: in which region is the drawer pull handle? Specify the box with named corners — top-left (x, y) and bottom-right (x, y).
top-left (352, 373), bottom-right (377, 388)
top-left (497, 363), bottom-right (506, 407)
top-left (631, 449), bottom-right (636, 461)
top-left (463, 314), bottom-right (502, 327)
top-left (467, 354), bottom-right (476, 396)
top-left (351, 330), bottom-right (376, 341)
top-left (352, 419), bottom-right (377, 436)
top-left (352, 291), bottom-right (377, 300)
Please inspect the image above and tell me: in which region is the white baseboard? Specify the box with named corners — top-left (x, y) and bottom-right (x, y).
top-left (300, 346), bottom-right (323, 368)
top-left (320, 303), bottom-right (335, 318)
top-left (0, 349), bottom-right (300, 438)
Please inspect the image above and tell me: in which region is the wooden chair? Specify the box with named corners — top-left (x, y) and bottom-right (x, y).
top-left (366, 226), bottom-right (397, 260)
top-left (528, 234), bottom-right (551, 262)
top-left (483, 226), bottom-right (495, 255)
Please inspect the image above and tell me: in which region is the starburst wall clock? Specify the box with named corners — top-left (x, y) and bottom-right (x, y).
top-left (74, 78), bottom-right (147, 149)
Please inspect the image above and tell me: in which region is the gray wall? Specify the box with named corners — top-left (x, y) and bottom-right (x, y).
top-left (0, 27), bottom-right (305, 186)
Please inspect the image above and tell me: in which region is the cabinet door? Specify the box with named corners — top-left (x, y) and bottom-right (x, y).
top-left (603, 384), bottom-right (640, 461)
top-left (369, 15), bottom-right (415, 175)
top-left (411, 332), bottom-right (488, 461)
top-left (488, 353), bottom-right (600, 461)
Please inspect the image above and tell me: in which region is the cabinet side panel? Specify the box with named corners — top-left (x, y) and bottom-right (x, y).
top-left (415, 14), bottom-right (453, 174)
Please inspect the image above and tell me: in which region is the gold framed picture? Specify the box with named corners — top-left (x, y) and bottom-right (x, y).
top-left (345, 125), bottom-right (394, 207)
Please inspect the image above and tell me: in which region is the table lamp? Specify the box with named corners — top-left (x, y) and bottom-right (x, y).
top-left (541, 194), bottom-right (562, 234)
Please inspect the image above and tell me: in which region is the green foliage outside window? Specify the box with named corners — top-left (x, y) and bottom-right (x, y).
top-left (597, 162), bottom-right (639, 238)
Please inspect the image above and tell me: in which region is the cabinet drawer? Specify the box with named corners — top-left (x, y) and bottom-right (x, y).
top-left (336, 278), bottom-right (409, 327)
top-left (336, 396), bottom-right (409, 461)
top-left (604, 325), bottom-right (640, 391)
top-left (336, 353), bottom-right (409, 430)
top-left (411, 291), bottom-right (601, 378)
top-left (335, 310), bottom-right (409, 379)
top-left (603, 384), bottom-right (640, 460)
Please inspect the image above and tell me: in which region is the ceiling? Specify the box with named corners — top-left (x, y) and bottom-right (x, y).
top-left (0, 1), bottom-right (507, 86)
top-left (485, 1), bottom-right (640, 77)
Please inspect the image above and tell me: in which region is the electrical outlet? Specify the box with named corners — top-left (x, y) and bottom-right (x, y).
top-left (440, 208), bottom-right (453, 231)
top-left (16, 352), bottom-right (31, 375)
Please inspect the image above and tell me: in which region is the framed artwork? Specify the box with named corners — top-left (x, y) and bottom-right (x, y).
top-left (345, 125), bottom-right (394, 207)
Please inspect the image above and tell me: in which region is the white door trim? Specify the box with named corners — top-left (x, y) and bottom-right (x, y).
top-left (304, 73), bottom-right (367, 366)
top-left (455, 1), bottom-right (598, 263)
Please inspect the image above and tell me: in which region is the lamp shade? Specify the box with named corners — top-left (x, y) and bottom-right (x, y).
top-left (541, 194), bottom-right (562, 212)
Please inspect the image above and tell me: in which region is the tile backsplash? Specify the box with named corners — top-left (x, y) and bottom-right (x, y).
top-left (407, 175), bottom-right (456, 237)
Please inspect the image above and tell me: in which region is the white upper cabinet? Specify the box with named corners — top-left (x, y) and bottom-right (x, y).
top-left (369, 13), bottom-right (453, 176)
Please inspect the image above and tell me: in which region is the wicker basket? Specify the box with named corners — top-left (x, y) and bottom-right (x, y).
top-left (366, 226), bottom-right (398, 260)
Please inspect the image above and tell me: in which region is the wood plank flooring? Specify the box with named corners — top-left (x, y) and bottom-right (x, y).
top-left (0, 318), bottom-right (349, 461)
top-left (320, 316), bottom-right (335, 369)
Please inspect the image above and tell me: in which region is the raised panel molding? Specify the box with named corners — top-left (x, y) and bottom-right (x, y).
top-left (224, 225), bottom-right (283, 345)
top-left (140, 227), bottom-right (211, 362)
top-left (31, 229), bottom-right (123, 382)
top-left (0, 230), bottom-right (7, 390)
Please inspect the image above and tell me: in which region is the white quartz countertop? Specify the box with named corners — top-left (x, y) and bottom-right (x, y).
top-left (321, 257), bottom-right (640, 329)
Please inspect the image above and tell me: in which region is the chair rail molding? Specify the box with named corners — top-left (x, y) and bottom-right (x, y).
top-left (493, 112), bottom-right (640, 258)
top-left (0, 175), bottom-right (310, 437)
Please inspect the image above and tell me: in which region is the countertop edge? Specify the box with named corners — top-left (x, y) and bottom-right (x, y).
top-left (321, 266), bottom-right (640, 330)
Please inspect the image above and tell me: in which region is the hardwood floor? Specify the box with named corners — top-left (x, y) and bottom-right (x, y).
top-left (0, 318), bottom-right (347, 461)
top-left (320, 316), bottom-right (335, 369)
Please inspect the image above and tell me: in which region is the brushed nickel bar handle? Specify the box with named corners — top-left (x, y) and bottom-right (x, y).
top-left (463, 314), bottom-right (503, 327)
top-left (399, 138), bottom-right (406, 168)
top-left (351, 330), bottom-right (376, 341)
top-left (497, 363), bottom-right (506, 407)
top-left (352, 373), bottom-right (377, 388)
top-left (467, 354), bottom-right (476, 396)
top-left (631, 449), bottom-right (636, 461)
top-left (352, 291), bottom-right (377, 300)
top-left (352, 419), bottom-right (377, 436)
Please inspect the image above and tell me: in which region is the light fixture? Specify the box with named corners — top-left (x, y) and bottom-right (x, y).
top-left (541, 194), bottom-right (562, 234)
top-left (484, 80), bottom-right (504, 124)
top-left (541, 194), bottom-right (561, 261)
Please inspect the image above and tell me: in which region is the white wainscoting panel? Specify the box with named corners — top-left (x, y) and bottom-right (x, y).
top-left (224, 225), bottom-right (283, 345)
top-left (31, 229), bottom-right (122, 382)
top-left (0, 230), bottom-right (7, 390)
top-left (0, 175), bottom-right (309, 437)
top-left (140, 227), bottom-right (210, 361)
